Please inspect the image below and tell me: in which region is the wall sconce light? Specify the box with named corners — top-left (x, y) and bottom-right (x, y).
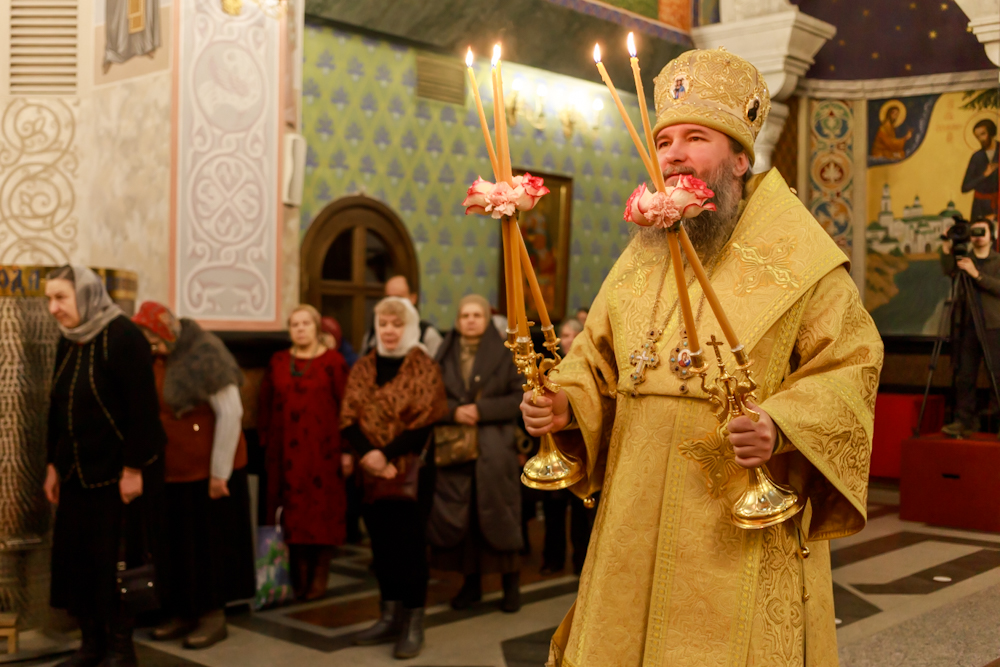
top-left (506, 78), bottom-right (547, 130)
top-left (503, 76), bottom-right (604, 140)
top-left (558, 93), bottom-right (604, 140)
top-left (222, 0), bottom-right (287, 18)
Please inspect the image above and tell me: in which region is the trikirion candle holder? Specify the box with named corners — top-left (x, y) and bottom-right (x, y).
top-left (463, 45), bottom-right (584, 494)
top-left (698, 336), bottom-right (804, 529)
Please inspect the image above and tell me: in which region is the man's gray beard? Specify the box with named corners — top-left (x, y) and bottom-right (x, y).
top-left (632, 161), bottom-right (744, 265)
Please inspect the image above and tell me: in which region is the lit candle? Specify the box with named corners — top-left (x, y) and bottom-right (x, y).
top-left (628, 33), bottom-right (664, 193)
top-left (516, 227), bottom-right (552, 330)
top-left (466, 48), bottom-right (500, 181)
top-left (593, 44), bottom-right (657, 185)
top-left (494, 44), bottom-right (512, 183)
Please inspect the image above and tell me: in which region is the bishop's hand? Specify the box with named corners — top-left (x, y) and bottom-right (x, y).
top-left (520, 389), bottom-right (571, 436)
top-left (727, 401), bottom-right (777, 469)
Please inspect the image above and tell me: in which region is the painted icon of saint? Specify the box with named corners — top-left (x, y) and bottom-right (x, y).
top-left (962, 118), bottom-right (999, 221)
top-left (871, 100), bottom-right (913, 161)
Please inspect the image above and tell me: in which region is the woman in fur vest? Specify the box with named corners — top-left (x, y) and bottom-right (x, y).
top-left (133, 302), bottom-right (255, 650)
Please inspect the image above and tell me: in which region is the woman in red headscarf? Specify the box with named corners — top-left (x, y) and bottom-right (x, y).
top-left (132, 301), bottom-right (255, 650)
top-left (258, 305), bottom-right (351, 600)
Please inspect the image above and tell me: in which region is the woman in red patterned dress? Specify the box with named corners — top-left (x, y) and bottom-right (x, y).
top-left (258, 305), bottom-right (352, 600)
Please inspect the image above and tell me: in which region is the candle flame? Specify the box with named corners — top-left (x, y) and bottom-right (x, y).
top-left (627, 32), bottom-right (636, 58)
top-left (593, 43), bottom-right (601, 63)
top-left (465, 47), bottom-right (473, 68)
top-left (492, 43), bottom-right (501, 67)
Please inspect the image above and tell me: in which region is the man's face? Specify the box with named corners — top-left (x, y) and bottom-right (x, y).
top-left (972, 222), bottom-right (992, 248)
top-left (385, 276), bottom-right (417, 306)
top-left (655, 124), bottom-right (750, 186)
top-left (888, 108), bottom-right (898, 123)
top-left (974, 126), bottom-right (994, 150)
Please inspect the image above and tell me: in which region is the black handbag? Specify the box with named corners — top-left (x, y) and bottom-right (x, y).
top-left (116, 511), bottom-right (160, 615)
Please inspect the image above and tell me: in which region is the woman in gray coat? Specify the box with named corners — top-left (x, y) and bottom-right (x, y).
top-left (429, 294), bottom-right (524, 613)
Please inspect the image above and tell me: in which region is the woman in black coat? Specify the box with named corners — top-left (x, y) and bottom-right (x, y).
top-left (428, 294), bottom-right (525, 613)
top-left (43, 265), bottom-right (166, 667)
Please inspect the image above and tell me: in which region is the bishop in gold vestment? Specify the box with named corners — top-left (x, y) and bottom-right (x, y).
top-left (523, 50), bottom-right (884, 667)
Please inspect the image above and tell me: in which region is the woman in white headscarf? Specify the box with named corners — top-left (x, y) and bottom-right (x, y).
top-left (340, 297), bottom-right (447, 660)
top-left (43, 265), bottom-right (166, 667)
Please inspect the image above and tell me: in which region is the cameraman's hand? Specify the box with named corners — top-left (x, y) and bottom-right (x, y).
top-left (956, 256), bottom-right (980, 279)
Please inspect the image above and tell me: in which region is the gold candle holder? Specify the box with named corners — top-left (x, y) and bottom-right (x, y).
top-left (698, 336), bottom-right (803, 529)
top-left (511, 333), bottom-right (584, 490)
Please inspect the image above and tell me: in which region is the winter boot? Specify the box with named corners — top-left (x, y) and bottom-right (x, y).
top-left (393, 608), bottom-right (425, 659)
top-left (353, 600), bottom-right (404, 645)
top-left (55, 617), bottom-right (106, 667)
top-left (97, 616), bottom-right (136, 667)
top-left (501, 571), bottom-right (521, 613)
top-left (151, 616), bottom-right (196, 641)
top-left (450, 573), bottom-right (482, 610)
top-left (184, 609), bottom-right (227, 649)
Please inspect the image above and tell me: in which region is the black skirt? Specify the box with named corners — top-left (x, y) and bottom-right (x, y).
top-left (50, 471), bottom-right (164, 620)
top-left (159, 468), bottom-right (256, 617)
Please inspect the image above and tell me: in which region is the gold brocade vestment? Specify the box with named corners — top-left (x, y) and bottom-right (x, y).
top-left (548, 170), bottom-right (884, 667)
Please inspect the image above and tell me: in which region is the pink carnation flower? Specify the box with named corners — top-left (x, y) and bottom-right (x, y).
top-left (624, 175), bottom-right (717, 229)
top-left (462, 173), bottom-right (551, 219)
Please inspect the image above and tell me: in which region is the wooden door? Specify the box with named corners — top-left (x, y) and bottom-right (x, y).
top-left (301, 196), bottom-right (418, 351)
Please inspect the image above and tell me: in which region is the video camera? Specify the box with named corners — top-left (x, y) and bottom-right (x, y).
top-left (941, 215), bottom-right (986, 258)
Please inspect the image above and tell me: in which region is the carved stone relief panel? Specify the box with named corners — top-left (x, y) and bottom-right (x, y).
top-left (175, 1), bottom-right (280, 322)
top-left (0, 99), bottom-right (79, 264)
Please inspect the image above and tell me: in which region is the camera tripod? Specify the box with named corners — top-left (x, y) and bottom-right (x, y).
top-left (916, 269), bottom-right (1000, 437)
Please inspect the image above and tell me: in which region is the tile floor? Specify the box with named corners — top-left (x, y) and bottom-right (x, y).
top-left (27, 485), bottom-right (1000, 667)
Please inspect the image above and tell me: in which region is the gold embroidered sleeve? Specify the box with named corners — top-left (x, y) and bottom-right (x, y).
top-left (551, 278), bottom-right (619, 500)
top-left (760, 267), bottom-right (884, 540)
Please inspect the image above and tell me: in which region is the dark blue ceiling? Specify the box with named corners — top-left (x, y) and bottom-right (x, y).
top-left (793, 0), bottom-right (996, 79)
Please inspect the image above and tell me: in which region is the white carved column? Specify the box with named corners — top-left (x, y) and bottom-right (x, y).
top-left (954, 0), bottom-right (1000, 79)
top-left (752, 101), bottom-right (789, 174)
top-left (692, 1), bottom-right (835, 173)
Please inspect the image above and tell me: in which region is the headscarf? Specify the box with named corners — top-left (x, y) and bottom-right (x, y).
top-left (375, 296), bottom-right (425, 359)
top-left (54, 265), bottom-right (124, 344)
top-left (133, 301), bottom-right (182, 352)
top-left (321, 316), bottom-right (342, 348)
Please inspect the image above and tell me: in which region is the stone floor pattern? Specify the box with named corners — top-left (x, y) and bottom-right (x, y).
top-left (28, 487), bottom-right (1000, 667)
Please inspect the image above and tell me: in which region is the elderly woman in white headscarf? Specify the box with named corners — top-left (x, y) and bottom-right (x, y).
top-left (43, 265), bottom-right (166, 667)
top-left (340, 297), bottom-right (447, 660)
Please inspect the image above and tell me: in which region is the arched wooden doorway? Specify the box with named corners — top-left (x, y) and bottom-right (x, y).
top-left (301, 196), bottom-right (419, 350)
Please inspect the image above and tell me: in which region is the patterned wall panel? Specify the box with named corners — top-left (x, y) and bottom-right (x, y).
top-left (0, 99), bottom-right (79, 264)
top-left (807, 99), bottom-right (854, 258)
top-left (301, 24), bottom-right (650, 329)
top-left (174, 2), bottom-right (281, 323)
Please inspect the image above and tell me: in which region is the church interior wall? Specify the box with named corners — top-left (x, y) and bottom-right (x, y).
top-left (81, 72), bottom-right (173, 308)
top-left (299, 20), bottom-right (650, 329)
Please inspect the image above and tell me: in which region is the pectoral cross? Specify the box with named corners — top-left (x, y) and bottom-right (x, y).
top-left (629, 335), bottom-right (660, 385)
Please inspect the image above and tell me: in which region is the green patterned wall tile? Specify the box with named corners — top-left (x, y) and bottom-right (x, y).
top-left (301, 22), bottom-right (650, 328)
